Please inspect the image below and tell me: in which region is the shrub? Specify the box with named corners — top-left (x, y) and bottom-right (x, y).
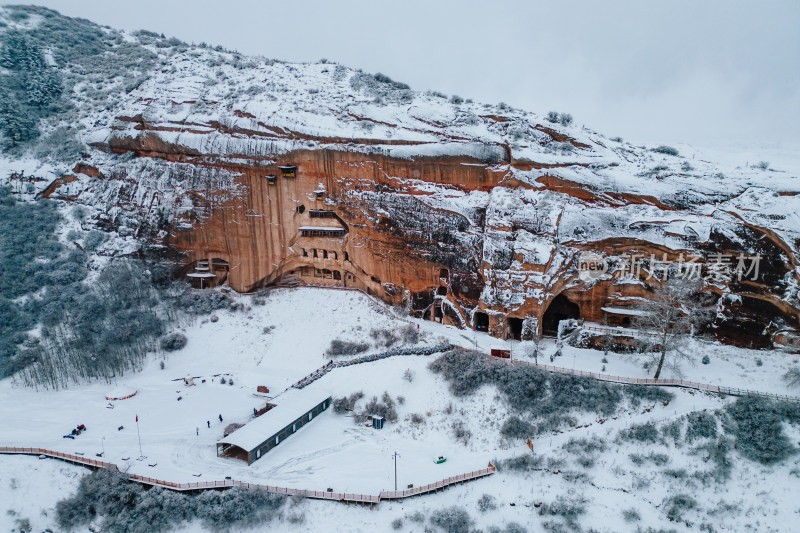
top-left (538, 494), bottom-right (587, 527)
top-left (357, 392), bottom-right (398, 423)
top-left (160, 332), bottom-right (188, 351)
top-left (724, 396), bottom-right (799, 464)
top-left (477, 493), bottom-right (497, 513)
top-left (327, 339), bottom-right (370, 357)
top-left (450, 95), bottom-right (464, 104)
top-left (546, 111), bottom-right (560, 123)
top-left (391, 517), bottom-right (403, 530)
top-left (429, 349), bottom-right (672, 434)
top-left (451, 419), bottom-right (472, 445)
top-left (685, 411), bottom-right (717, 442)
top-left (402, 368), bottom-right (415, 382)
top-left (55, 468), bottom-right (287, 532)
top-left (702, 355), bottom-right (710, 365)
top-left (756, 358), bottom-right (763, 366)
top-left (619, 422), bottom-right (660, 443)
top-left (399, 323), bottom-right (420, 345)
top-left (496, 453), bottom-right (543, 472)
top-left (782, 367), bottom-right (800, 388)
top-left (224, 423), bottom-right (243, 437)
top-left (663, 493), bottom-right (697, 522)
top-left (558, 113), bottom-right (573, 127)
top-left (652, 145), bottom-right (680, 156)
top-left (429, 506), bottom-right (473, 533)
top-left (501, 416), bottom-right (535, 439)
top-left (622, 508), bottom-right (641, 522)
top-left (753, 161), bottom-right (769, 170)
top-left (562, 436), bottom-right (606, 456)
top-left (409, 412), bottom-right (425, 425)
top-left (332, 391), bottom-right (364, 413)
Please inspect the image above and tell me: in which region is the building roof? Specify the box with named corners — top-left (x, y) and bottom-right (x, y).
top-left (601, 306), bottom-right (648, 317)
top-left (298, 226), bottom-right (344, 232)
top-left (218, 387), bottom-right (331, 451)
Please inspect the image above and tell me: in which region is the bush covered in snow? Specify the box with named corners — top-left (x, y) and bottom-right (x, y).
top-left (55, 468), bottom-right (287, 532)
top-left (685, 411), bottom-right (718, 442)
top-left (428, 506), bottom-right (473, 533)
top-left (538, 493), bottom-right (587, 529)
top-left (500, 416), bottom-right (536, 439)
top-left (332, 391), bottom-right (364, 413)
top-left (782, 366), bottom-right (800, 388)
top-left (159, 332), bottom-right (188, 351)
top-left (618, 421), bottom-right (660, 443)
top-left (477, 493), bottom-right (497, 513)
top-left (652, 145), bottom-right (680, 156)
top-left (327, 339), bottom-right (370, 357)
top-left (429, 349), bottom-right (672, 434)
top-left (724, 396), bottom-right (800, 464)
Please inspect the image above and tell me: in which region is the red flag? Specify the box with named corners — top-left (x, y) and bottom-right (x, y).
top-left (136, 415), bottom-right (139, 422)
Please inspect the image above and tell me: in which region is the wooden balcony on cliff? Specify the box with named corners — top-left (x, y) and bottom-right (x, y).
top-left (278, 165), bottom-right (297, 178)
top-left (299, 226), bottom-right (345, 238)
top-left (309, 209), bottom-right (336, 218)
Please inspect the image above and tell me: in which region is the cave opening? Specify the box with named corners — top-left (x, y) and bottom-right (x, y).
top-left (506, 317), bottom-right (523, 341)
top-left (542, 293), bottom-right (581, 336)
top-left (474, 311), bottom-right (489, 332)
top-left (436, 286), bottom-right (447, 296)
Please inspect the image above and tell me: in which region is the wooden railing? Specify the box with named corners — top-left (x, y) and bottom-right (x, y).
top-left (0, 447), bottom-right (494, 504)
top-left (380, 464), bottom-right (496, 499)
top-left (292, 344), bottom-right (454, 389)
top-left (503, 358), bottom-right (800, 403)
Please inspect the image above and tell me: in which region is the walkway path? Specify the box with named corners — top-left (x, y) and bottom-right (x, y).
top-left (0, 446), bottom-right (494, 504)
top-left (292, 343), bottom-right (454, 389)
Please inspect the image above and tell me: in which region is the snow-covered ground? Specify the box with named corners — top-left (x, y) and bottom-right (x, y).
top-left (1, 287), bottom-right (799, 533)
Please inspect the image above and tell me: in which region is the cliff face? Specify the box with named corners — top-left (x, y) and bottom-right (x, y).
top-left (3, 23), bottom-right (799, 349)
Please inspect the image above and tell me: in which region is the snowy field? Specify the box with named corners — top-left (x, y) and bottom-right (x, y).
top-left (2, 287), bottom-right (799, 532)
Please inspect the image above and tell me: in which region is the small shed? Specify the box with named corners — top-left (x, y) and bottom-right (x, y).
top-left (372, 415), bottom-right (384, 430)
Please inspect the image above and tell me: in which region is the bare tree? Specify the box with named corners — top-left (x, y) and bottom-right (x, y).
top-left (633, 276), bottom-right (715, 379)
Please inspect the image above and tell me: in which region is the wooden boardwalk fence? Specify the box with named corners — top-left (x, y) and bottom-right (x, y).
top-left (0, 446), bottom-right (494, 504)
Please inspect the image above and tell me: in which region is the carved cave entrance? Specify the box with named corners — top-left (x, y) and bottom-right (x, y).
top-left (506, 317), bottom-right (523, 341)
top-left (542, 293), bottom-right (580, 336)
top-left (474, 312), bottom-right (489, 332)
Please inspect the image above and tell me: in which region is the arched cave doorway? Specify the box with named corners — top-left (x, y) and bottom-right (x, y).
top-left (506, 317), bottom-right (523, 341)
top-left (474, 312), bottom-right (489, 332)
top-left (436, 286), bottom-right (448, 296)
top-left (542, 293), bottom-right (580, 336)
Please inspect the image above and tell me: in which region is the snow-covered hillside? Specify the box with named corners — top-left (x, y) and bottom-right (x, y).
top-left (2, 288), bottom-right (800, 533)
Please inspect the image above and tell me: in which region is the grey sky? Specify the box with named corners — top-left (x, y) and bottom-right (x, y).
top-left (22, 0), bottom-right (800, 145)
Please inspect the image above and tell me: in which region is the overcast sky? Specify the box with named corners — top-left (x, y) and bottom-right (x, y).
top-left (23, 0), bottom-right (800, 145)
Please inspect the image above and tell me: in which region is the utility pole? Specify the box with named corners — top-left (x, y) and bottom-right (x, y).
top-left (392, 451), bottom-right (400, 491)
top-left (136, 414), bottom-right (144, 459)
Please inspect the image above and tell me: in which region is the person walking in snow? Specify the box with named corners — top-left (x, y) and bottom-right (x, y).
top-left (218, 414), bottom-right (223, 422)
top-left (207, 420), bottom-right (210, 428)
top-left (196, 427), bottom-right (199, 436)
